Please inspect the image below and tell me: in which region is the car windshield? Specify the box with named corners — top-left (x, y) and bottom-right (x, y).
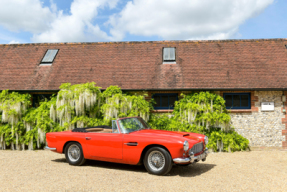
top-left (118, 117), bottom-right (149, 133)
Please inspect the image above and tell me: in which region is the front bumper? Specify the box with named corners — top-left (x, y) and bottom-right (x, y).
top-left (44, 146), bottom-right (57, 151)
top-left (173, 148), bottom-right (208, 164)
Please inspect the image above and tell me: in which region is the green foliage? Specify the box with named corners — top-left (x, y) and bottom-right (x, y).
top-left (205, 127), bottom-right (249, 152)
top-left (101, 87), bottom-right (152, 123)
top-left (0, 90), bottom-right (31, 150)
top-left (22, 97), bottom-right (60, 149)
top-left (55, 82), bottom-right (102, 129)
top-left (101, 85), bottom-right (122, 98)
top-left (70, 116), bottom-right (104, 128)
top-left (0, 85), bottom-right (249, 152)
top-left (173, 92), bottom-right (231, 131)
top-left (148, 114), bottom-right (171, 130)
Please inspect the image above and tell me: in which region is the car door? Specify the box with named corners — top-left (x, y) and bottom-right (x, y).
top-left (85, 121), bottom-right (123, 160)
top-left (122, 133), bottom-right (144, 164)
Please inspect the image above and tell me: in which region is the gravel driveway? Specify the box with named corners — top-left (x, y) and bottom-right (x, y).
top-left (0, 150), bottom-right (286, 192)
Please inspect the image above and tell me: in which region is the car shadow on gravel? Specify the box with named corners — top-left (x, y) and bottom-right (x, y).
top-left (52, 158), bottom-right (67, 163)
top-left (52, 158), bottom-right (147, 173)
top-left (52, 158), bottom-right (215, 176)
top-left (168, 163), bottom-right (216, 177)
top-left (85, 159), bottom-right (147, 173)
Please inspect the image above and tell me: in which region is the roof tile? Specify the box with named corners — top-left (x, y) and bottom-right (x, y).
top-left (0, 39), bottom-right (287, 90)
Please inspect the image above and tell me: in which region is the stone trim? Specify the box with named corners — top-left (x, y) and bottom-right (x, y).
top-left (151, 110), bottom-right (174, 113)
top-left (227, 109), bottom-right (252, 113)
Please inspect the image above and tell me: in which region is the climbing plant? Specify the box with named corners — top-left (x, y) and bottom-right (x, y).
top-left (0, 90), bottom-right (31, 150)
top-left (0, 84), bottom-right (249, 152)
top-left (101, 86), bottom-right (151, 123)
top-left (173, 92), bottom-right (231, 131)
top-left (52, 82), bottom-right (102, 129)
top-left (22, 97), bottom-right (60, 150)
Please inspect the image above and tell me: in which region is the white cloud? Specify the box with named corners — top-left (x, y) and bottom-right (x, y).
top-left (32, 0), bottom-right (119, 42)
top-left (108, 0), bottom-right (274, 40)
top-left (8, 40), bottom-right (20, 44)
top-left (0, 0), bottom-right (56, 33)
top-left (0, 0), bottom-right (275, 43)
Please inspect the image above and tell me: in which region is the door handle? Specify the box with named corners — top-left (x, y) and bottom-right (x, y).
top-left (85, 137), bottom-right (91, 140)
top-left (124, 142), bottom-right (138, 146)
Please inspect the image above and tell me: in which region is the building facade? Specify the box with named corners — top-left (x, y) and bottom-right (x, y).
top-left (0, 39), bottom-right (286, 149)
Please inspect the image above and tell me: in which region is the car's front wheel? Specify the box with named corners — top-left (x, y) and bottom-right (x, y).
top-left (65, 142), bottom-right (86, 166)
top-left (143, 147), bottom-right (172, 176)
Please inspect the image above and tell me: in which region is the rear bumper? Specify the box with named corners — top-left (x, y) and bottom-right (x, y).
top-left (44, 146), bottom-right (57, 151)
top-left (173, 148), bottom-right (208, 164)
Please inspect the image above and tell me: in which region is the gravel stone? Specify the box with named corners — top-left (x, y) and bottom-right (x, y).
top-left (0, 150), bottom-right (286, 191)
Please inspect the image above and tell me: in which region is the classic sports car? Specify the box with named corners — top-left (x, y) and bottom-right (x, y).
top-left (45, 117), bottom-right (208, 175)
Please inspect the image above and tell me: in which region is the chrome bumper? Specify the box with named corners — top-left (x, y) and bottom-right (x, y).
top-left (173, 148), bottom-right (208, 164)
top-left (44, 146), bottom-right (57, 151)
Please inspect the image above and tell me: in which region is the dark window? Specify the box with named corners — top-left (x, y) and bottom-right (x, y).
top-left (32, 94), bottom-right (53, 108)
top-left (223, 93), bottom-right (251, 109)
top-left (152, 93), bottom-right (178, 109)
top-left (41, 49), bottom-right (59, 64)
top-left (163, 47), bottom-right (176, 62)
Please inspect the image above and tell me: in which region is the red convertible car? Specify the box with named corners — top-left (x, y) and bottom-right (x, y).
top-left (45, 117), bottom-right (208, 175)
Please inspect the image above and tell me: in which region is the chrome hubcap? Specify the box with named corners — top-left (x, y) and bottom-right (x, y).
top-left (148, 151), bottom-right (165, 171)
top-left (68, 144), bottom-right (80, 162)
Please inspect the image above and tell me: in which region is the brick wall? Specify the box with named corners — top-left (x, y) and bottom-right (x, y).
top-left (281, 91), bottom-right (287, 149)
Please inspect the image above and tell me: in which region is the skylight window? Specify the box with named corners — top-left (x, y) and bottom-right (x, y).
top-left (163, 47), bottom-right (176, 64)
top-left (41, 49), bottom-right (59, 64)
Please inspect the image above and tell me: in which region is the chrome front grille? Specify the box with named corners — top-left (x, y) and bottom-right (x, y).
top-left (189, 142), bottom-right (204, 155)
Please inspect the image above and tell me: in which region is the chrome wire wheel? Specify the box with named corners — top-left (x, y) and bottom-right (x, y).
top-left (67, 144), bottom-right (81, 162)
top-left (147, 150), bottom-right (166, 171)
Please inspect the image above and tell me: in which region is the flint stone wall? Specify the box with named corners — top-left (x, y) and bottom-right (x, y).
top-left (231, 91), bottom-right (285, 147)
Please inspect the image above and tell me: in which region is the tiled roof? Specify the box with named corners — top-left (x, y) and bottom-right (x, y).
top-left (0, 39), bottom-right (287, 91)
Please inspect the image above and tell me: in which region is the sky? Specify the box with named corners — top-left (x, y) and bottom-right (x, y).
top-left (0, 0), bottom-right (286, 44)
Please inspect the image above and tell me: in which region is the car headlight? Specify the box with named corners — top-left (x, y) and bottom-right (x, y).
top-left (183, 140), bottom-right (189, 151)
top-left (204, 136), bottom-right (208, 145)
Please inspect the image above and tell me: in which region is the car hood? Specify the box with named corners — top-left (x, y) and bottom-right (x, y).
top-left (130, 129), bottom-right (205, 143)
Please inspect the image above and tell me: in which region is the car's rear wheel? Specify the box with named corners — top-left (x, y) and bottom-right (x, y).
top-left (65, 142), bottom-right (86, 166)
top-left (143, 147), bottom-right (172, 176)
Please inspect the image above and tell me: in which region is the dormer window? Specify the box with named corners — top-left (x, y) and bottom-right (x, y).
top-left (40, 49), bottom-right (59, 65)
top-left (163, 47), bottom-right (176, 64)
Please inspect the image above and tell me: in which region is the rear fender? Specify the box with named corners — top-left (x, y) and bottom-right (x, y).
top-left (61, 140), bottom-right (89, 158)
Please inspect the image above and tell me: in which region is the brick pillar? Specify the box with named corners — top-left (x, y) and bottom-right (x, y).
top-left (282, 91), bottom-right (287, 149)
